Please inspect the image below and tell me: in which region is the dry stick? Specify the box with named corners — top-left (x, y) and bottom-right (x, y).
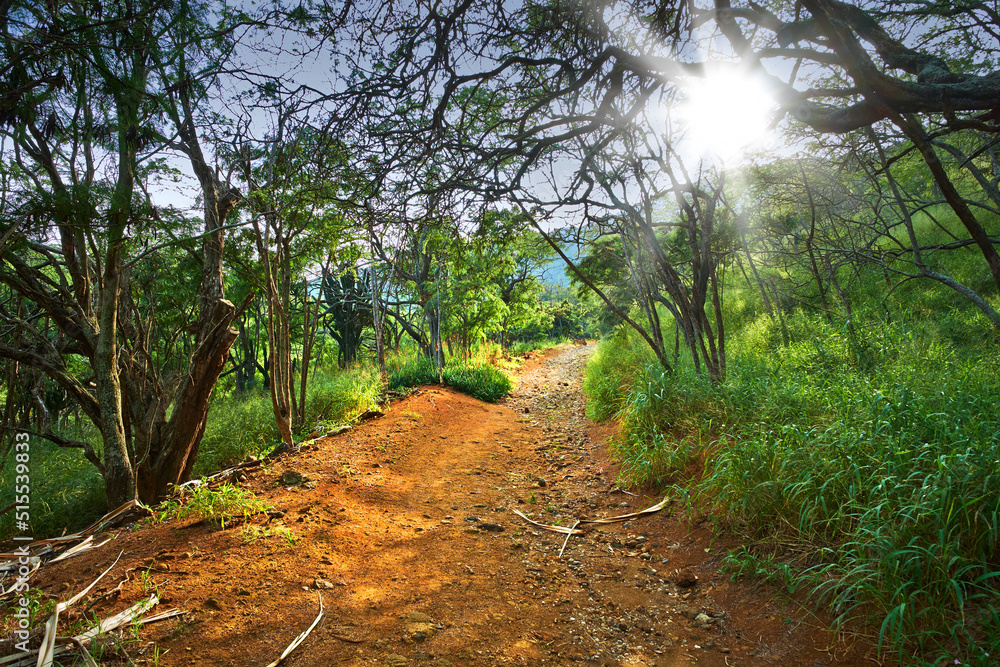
top-left (74, 593), bottom-right (159, 642)
top-left (558, 520), bottom-right (581, 558)
top-left (36, 551), bottom-right (125, 667)
top-left (264, 593), bottom-right (324, 667)
top-left (513, 496), bottom-right (672, 547)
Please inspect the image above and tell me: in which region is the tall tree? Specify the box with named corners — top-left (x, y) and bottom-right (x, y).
top-left (0, 0), bottom-right (251, 504)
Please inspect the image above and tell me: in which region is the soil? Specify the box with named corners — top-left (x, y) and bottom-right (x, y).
top-left (5, 345), bottom-right (889, 666)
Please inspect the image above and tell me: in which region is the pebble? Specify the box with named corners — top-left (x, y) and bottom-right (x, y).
top-left (674, 569), bottom-right (698, 588)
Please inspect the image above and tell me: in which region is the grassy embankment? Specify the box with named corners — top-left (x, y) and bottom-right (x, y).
top-left (584, 214), bottom-right (1000, 665)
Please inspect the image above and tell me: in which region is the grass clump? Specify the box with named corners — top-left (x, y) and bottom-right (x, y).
top-left (388, 356), bottom-right (440, 391)
top-left (155, 482), bottom-right (270, 529)
top-left (305, 365), bottom-right (382, 425)
top-left (442, 364), bottom-right (512, 402)
top-left (388, 352), bottom-right (513, 403)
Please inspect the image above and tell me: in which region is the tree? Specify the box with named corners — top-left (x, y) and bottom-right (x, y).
top-left (320, 265), bottom-right (373, 367)
top-left (699, 0), bottom-right (1000, 298)
top-left (323, 0), bottom-right (1000, 363)
top-left (232, 106), bottom-right (358, 444)
top-left (0, 0), bottom-right (252, 505)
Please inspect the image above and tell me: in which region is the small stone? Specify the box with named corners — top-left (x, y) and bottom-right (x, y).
top-left (280, 470), bottom-right (307, 486)
top-left (404, 611), bottom-right (434, 624)
top-left (674, 569), bottom-right (698, 588)
top-left (402, 610), bottom-right (436, 642)
top-left (478, 523), bottom-right (504, 532)
top-left (385, 655), bottom-right (409, 666)
top-left (313, 579), bottom-right (335, 590)
top-left (694, 613), bottom-right (712, 624)
top-left (537, 479), bottom-right (547, 488)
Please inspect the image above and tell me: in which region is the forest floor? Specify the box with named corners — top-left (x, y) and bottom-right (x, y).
top-left (7, 345), bottom-right (891, 666)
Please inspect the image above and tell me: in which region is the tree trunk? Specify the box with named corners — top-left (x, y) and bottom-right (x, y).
top-left (136, 298), bottom-right (239, 502)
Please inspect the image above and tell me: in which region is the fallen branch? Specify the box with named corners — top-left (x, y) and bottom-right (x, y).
top-left (512, 496), bottom-right (672, 553)
top-left (264, 593), bottom-right (324, 667)
top-left (36, 552), bottom-right (125, 667)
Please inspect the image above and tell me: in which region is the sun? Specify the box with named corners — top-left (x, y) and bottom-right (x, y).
top-left (675, 67), bottom-right (775, 162)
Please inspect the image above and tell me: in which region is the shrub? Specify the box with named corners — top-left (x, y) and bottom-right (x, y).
top-left (388, 356), bottom-right (439, 391)
top-left (388, 353), bottom-right (512, 402)
top-left (442, 364), bottom-right (512, 402)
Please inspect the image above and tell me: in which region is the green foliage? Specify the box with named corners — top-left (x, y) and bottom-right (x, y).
top-left (441, 364), bottom-right (512, 402)
top-left (155, 483), bottom-right (270, 529)
top-left (304, 366), bottom-right (382, 426)
top-left (195, 365), bottom-right (381, 476)
top-left (194, 392), bottom-right (277, 477)
top-left (587, 308), bottom-right (1000, 662)
top-left (387, 350), bottom-right (512, 402)
top-left (0, 437), bottom-right (106, 540)
top-left (582, 325), bottom-right (657, 421)
top-left (388, 355), bottom-right (441, 390)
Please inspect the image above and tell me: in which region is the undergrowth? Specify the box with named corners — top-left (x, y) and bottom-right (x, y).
top-left (388, 354), bottom-right (513, 402)
top-left (154, 482), bottom-right (270, 529)
top-left (586, 313), bottom-right (1000, 664)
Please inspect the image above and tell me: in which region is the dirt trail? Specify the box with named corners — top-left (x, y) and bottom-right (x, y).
top-left (14, 345), bottom-right (884, 666)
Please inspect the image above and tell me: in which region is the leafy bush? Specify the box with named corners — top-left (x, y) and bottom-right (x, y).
top-left (442, 364), bottom-right (512, 402)
top-left (388, 353), bottom-right (512, 402)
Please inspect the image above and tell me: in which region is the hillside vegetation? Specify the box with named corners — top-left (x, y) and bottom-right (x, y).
top-left (584, 206), bottom-right (1000, 665)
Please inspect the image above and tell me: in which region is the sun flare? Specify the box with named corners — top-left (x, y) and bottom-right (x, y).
top-left (675, 68), bottom-right (775, 161)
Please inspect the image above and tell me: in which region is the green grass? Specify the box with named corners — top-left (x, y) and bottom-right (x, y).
top-left (388, 355), bottom-right (440, 390)
top-left (586, 311), bottom-right (1000, 664)
top-left (0, 436), bottom-right (106, 539)
top-left (388, 352), bottom-right (513, 403)
top-left (154, 482), bottom-right (271, 529)
top-left (442, 364), bottom-right (512, 402)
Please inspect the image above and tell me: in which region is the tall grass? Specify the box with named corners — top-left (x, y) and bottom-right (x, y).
top-left (587, 312), bottom-right (1000, 663)
top-left (387, 347), bottom-right (513, 403)
top-left (0, 439), bottom-right (106, 539)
